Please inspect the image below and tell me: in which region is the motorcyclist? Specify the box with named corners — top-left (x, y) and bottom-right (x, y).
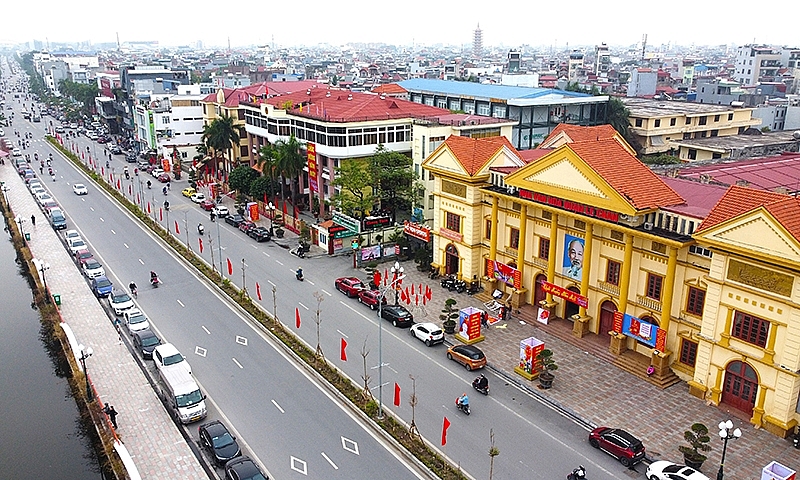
top-left (568, 465), bottom-right (586, 480)
top-left (475, 374), bottom-right (488, 391)
top-left (198, 223), bottom-right (204, 235)
top-left (129, 281), bottom-right (138, 296)
top-left (162, 186), bottom-right (168, 195)
top-left (457, 393), bottom-right (469, 408)
top-left (163, 200), bottom-right (170, 211)
top-left (296, 267), bottom-right (303, 279)
top-left (146, 180), bottom-right (151, 189)
top-left (150, 271), bottom-right (158, 283)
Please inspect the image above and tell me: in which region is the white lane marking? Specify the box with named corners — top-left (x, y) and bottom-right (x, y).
top-left (138, 258), bottom-right (144, 265)
top-left (267, 280), bottom-right (276, 287)
top-left (99, 217), bottom-right (104, 222)
top-left (307, 280), bottom-right (315, 285)
top-left (321, 452), bottom-right (338, 470)
top-left (271, 399), bottom-right (284, 414)
top-left (262, 251), bottom-right (270, 257)
top-left (290, 457), bottom-right (307, 475)
top-left (342, 437), bottom-right (359, 455)
top-left (236, 336), bottom-right (247, 346)
top-left (251, 244), bottom-right (257, 249)
top-left (110, 229), bottom-right (116, 235)
top-left (275, 260), bottom-right (283, 266)
top-left (336, 330), bottom-right (349, 339)
top-left (202, 326), bottom-right (211, 335)
top-left (232, 358), bottom-right (243, 369)
top-left (123, 243), bottom-right (129, 249)
top-left (298, 302), bottom-right (308, 310)
top-left (195, 346), bottom-right (207, 357)
top-left (177, 299), bottom-right (185, 307)
top-left (90, 207), bottom-right (94, 211)
top-left (321, 289), bottom-right (332, 296)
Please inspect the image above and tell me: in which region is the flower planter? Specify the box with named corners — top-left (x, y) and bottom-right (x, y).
top-left (538, 372), bottom-right (554, 389)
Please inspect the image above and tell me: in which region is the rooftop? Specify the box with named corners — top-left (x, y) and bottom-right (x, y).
top-left (659, 177), bottom-right (727, 219)
top-left (677, 152), bottom-right (800, 193)
top-left (672, 131), bottom-right (800, 153)
top-left (397, 78), bottom-right (590, 101)
top-left (697, 185), bottom-right (800, 242)
top-left (622, 98), bottom-right (746, 117)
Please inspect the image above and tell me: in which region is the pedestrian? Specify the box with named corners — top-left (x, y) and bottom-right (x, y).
top-left (103, 403), bottom-right (119, 428)
top-left (30, 214), bottom-right (35, 226)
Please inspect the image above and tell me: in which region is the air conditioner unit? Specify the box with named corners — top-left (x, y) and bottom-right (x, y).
top-left (644, 222), bottom-right (653, 231)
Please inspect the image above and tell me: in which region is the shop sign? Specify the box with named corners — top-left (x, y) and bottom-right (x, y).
top-left (328, 223), bottom-right (357, 239)
top-left (518, 337), bottom-right (544, 375)
top-left (403, 221), bottom-right (431, 242)
top-left (519, 190), bottom-right (620, 223)
top-left (333, 211), bottom-right (360, 234)
top-left (540, 281), bottom-right (588, 308)
top-left (363, 215), bottom-right (391, 230)
top-left (439, 227), bottom-right (462, 242)
top-left (613, 312), bottom-right (666, 351)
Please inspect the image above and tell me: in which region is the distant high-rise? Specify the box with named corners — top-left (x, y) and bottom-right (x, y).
top-left (595, 43), bottom-right (611, 77)
top-left (507, 50), bottom-right (521, 73)
top-left (473, 24), bottom-right (483, 59)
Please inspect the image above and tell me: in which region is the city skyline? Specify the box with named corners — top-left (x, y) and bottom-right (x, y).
top-left (5, 0), bottom-right (800, 51)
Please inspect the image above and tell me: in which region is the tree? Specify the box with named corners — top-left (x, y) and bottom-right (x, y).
top-left (607, 97), bottom-right (630, 138)
top-left (249, 176), bottom-right (275, 200)
top-left (228, 165), bottom-right (258, 195)
top-left (202, 115), bottom-right (240, 176)
top-left (255, 143), bottom-right (280, 203)
top-left (274, 135), bottom-right (306, 208)
top-left (369, 145), bottom-right (413, 222)
top-left (331, 160), bottom-right (374, 219)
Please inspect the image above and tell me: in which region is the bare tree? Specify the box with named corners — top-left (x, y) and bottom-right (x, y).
top-left (360, 338), bottom-right (372, 401)
top-left (408, 374), bottom-right (419, 437)
top-left (489, 429), bottom-right (500, 480)
top-left (271, 285), bottom-right (278, 323)
top-left (313, 291), bottom-right (324, 360)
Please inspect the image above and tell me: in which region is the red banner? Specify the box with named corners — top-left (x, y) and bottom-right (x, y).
top-left (441, 417), bottom-right (451, 446)
top-left (307, 143), bottom-right (318, 193)
top-left (403, 221), bottom-right (431, 242)
top-left (340, 338), bottom-right (347, 361)
top-left (256, 282), bottom-right (261, 300)
top-left (393, 383), bottom-right (401, 407)
top-left (486, 259), bottom-right (522, 289)
top-left (541, 281), bottom-right (588, 308)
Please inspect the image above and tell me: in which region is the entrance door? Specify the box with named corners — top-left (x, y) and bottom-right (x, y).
top-left (721, 361), bottom-right (758, 414)
top-left (563, 286), bottom-right (581, 319)
top-left (599, 301), bottom-right (617, 339)
top-left (534, 274), bottom-right (547, 305)
top-left (445, 244), bottom-right (459, 275)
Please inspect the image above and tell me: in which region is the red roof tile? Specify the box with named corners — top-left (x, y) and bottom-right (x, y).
top-left (372, 83), bottom-right (408, 94)
top-left (544, 123), bottom-right (620, 145)
top-left (696, 185), bottom-right (800, 239)
top-left (567, 139), bottom-right (684, 209)
top-left (444, 136), bottom-right (520, 176)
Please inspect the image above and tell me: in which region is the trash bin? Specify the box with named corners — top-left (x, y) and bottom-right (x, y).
top-left (24, 233), bottom-right (30, 241)
top-left (52, 294), bottom-right (61, 306)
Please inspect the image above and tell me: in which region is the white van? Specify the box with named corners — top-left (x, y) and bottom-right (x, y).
top-left (159, 367), bottom-right (207, 424)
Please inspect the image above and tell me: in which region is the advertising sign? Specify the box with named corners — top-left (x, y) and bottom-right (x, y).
top-left (486, 259), bottom-right (522, 289)
top-left (540, 281), bottom-right (588, 308)
top-left (307, 143), bottom-right (318, 193)
top-left (518, 337), bottom-right (544, 375)
top-left (519, 190), bottom-right (620, 223)
top-left (382, 244), bottom-right (399, 257)
top-left (612, 311), bottom-right (667, 351)
top-left (562, 233), bottom-right (585, 281)
top-left (329, 223), bottom-right (356, 239)
top-left (360, 245), bottom-right (381, 261)
top-left (333, 211), bottom-right (360, 234)
top-left (363, 215), bottom-right (391, 230)
top-left (403, 221), bottom-right (431, 242)
top-left (148, 111), bottom-right (156, 149)
top-left (536, 307), bottom-right (550, 325)
top-left (439, 227), bottom-right (462, 242)
top-left (457, 307), bottom-right (483, 341)
top-left (161, 157), bottom-right (171, 173)
top-left (247, 202), bottom-right (259, 222)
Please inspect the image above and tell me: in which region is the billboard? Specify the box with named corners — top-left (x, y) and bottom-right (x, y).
top-left (613, 312), bottom-right (667, 351)
top-left (486, 259), bottom-right (521, 289)
top-left (562, 233), bottom-right (585, 281)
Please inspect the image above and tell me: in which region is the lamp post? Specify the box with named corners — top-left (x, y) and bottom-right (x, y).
top-left (15, 215), bottom-right (25, 240)
top-left (38, 261), bottom-right (50, 302)
top-left (390, 261), bottom-right (404, 305)
top-left (716, 419), bottom-right (742, 480)
top-left (78, 344), bottom-right (94, 402)
top-left (376, 268), bottom-right (406, 419)
top-left (268, 202), bottom-right (275, 236)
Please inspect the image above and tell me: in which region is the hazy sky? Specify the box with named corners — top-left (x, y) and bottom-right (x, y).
top-left (4, 0), bottom-right (799, 49)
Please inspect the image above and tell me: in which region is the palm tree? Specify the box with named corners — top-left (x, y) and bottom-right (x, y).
top-left (275, 135), bottom-right (306, 212)
top-left (202, 115), bottom-right (240, 178)
top-left (255, 143), bottom-right (279, 204)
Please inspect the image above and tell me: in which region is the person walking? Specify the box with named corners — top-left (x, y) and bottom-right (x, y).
top-left (30, 214), bottom-right (35, 227)
top-left (103, 403), bottom-right (119, 429)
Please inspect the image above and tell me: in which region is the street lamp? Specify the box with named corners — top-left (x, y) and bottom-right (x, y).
top-left (38, 261), bottom-right (50, 302)
top-left (716, 419), bottom-right (742, 480)
top-left (78, 344), bottom-right (94, 402)
top-left (268, 202), bottom-right (275, 236)
top-left (376, 266), bottom-right (406, 419)
top-left (14, 215), bottom-right (25, 240)
top-left (390, 261), bottom-right (404, 305)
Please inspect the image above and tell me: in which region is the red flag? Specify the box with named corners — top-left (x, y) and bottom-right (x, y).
top-left (415, 295), bottom-right (419, 306)
top-left (394, 383), bottom-right (401, 406)
top-left (128, 184), bottom-right (132, 195)
top-left (295, 308), bottom-right (301, 328)
top-left (426, 285), bottom-right (431, 300)
top-left (256, 282), bottom-right (262, 300)
top-left (174, 220), bottom-right (180, 234)
top-left (81, 152), bottom-right (85, 159)
top-left (136, 194), bottom-right (140, 203)
top-left (411, 284), bottom-right (415, 295)
top-left (199, 238), bottom-right (204, 253)
top-left (340, 338), bottom-right (347, 361)
top-left (384, 269), bottom-right (388, 286)
top-left (404, 286), bottom-right (410, 301)
top-left (101, 167), bottom-right (104, 176)
top-left (116, 179), bottom-right (121, 189)
top-left (263, 193), bottom-right (267, 203)
top-left (282, 200), bottom-right (287, 218)
top-left (227, 258), bottom-right (232, 275)
top-left (422, 295), bottom-right (427, 305)
top-left (442, 417), bottom-right (451, 446)
top-left (159, 208), bottom-right (163, 221)
top-left (147, 202), bottom-right (151, 214)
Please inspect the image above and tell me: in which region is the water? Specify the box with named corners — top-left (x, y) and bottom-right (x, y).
top-left (0, 224), bottom-right (102, 479)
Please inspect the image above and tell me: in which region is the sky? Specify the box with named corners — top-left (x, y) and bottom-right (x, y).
top-left (4, 0), bottom-right (799, 50)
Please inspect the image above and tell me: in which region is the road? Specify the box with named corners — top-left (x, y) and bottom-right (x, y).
top-left (11, 75), bottom-right (650, 478)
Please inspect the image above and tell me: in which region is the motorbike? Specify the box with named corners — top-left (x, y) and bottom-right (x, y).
top-left (296, 271), bottom-right (304, 281)
top-left (455, 397), bottom-right (470, 415)
top-left (472, 375), bottom-right (489, 395)
top-left (198, 224), bottom-right (204, 235)
top-left (429, 270), bottom-right (440, 280)
top-left (291, 246), bottom-right (306, 258)
top-left (441, 274), bottom-right (456, 290)
top-left (454, 279), bottom-right (467, 294)
top-left (567, 466), bottom-right (586, 480)
top-left (793, 428), bottom-right (800, 449)
top-left (467, 280), bottom-right (484, 296)
top-left (150, 275), bottom-right (160, 288)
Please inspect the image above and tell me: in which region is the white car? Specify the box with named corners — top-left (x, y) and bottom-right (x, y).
top-left (151, 168), bottom-right (164, 178)
top-left (12, 148), bottom-right (21, 157)
top-left (645, 462), bottom-right (710, 480)
top-left (64, 229), bottom-right (81, 242)
top-left (153, 343), bottom-right (191, 375)
top-left (67, 237), bottom-right (87, 254)
top-left (72, 183), bottom-right (88, 195)
top-left (123, 308), bottom-right (150, 333)
top-left (109, 289), bottom-right (135, 316)
top-left (409, 322), bottom-right (445, 346)
top-left (212, 205), bottom-right (229, 216)
top-left (190, 193), bottom-right (206, 204)
top-left (35, 192), bottom-right (53, 205)
top-left (82, 259), bottom-right (105, 279)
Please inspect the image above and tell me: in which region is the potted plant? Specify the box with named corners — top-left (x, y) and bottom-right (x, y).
top-left (678, 423), bottom-right (711, 469)
top-left (536, 349), bottom-right (558, 389)
top-left (440, 298), bottom-right (459, 334)
top-left (274, 227), bottom-right (284, 238)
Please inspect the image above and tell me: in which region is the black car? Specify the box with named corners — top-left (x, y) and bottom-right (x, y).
top-left (380, 305), bottom-right (414, 328)
top-left (110, 145), bottom-right (122, 155)
top-left (224, 455), bottom-right (267, 480)
top-left (225, 214), bottom-right (245, 227)
top-left (199, 420), bottom-right (241, 467)
top-left (132, 329), bottom-right (161, 359)
top-left (126, 154), bottom-right (138, 163)
top-left (248, 226), bottom-right (272, 242)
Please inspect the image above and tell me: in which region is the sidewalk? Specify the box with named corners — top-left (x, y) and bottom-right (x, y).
top-left (394, 263), bottom-right (799, 480)
top-left (1, 162), bottom-right (206, 479)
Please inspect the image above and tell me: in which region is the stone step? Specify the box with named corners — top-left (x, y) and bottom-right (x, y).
top-left (613, 352), bottom-right (682, 389)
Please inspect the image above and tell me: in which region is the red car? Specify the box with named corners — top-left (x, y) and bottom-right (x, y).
top-left (157, 173), bottom-right (170, 183)
top-left (238, 221), bottom-right (255, 233)
top-left (200, 199), bottom-right (215, 211)
top-left (588, 427), bottom-right (646, 467)
top-left (74, 249), bottom-right (94, 266)
top-left (335, 277), bottom-right (366, 297)
top-left (357, 289), bottom-right (386, 310)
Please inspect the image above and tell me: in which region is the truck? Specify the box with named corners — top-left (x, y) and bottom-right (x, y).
top-left (158, 367), bottom-right (207, 424)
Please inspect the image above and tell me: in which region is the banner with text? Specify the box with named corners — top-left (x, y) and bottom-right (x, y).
top-left (540, 281), bottom-right (588, 308)
top-left (613, 311), bottom-right (667, 351)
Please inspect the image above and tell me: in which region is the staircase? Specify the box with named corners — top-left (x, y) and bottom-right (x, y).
top-left (613, 350), bottom-right (681, 389)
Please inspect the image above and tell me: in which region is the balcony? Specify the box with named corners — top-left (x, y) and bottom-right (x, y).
top-left (636, 294), bottom-right (662, 313)
top-left (597, 281), bottom-right (620, 297)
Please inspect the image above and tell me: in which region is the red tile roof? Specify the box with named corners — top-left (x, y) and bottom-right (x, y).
top-left (372, 84), bottom-right (408, 94)
top-left (544, 124), bottom-right (620, 145)
top-left (677, 152), bottom-right (800, 192)
top-left (444, 136), bottom-right (520, 176)
top-left (567, 139), bottom-right (685, 209)
top-left (659, 177), bottom-right (727, 219)
top-left (201, 81), bottom-right (323, 108)
top-left (696, 185), bottom-right (800, 241)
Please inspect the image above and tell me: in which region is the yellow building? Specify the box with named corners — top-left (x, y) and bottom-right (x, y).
top-left (423, 123), bottom-right (800, 437)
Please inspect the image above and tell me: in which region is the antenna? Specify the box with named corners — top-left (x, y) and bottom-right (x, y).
top-left (641, 33), bottom-right (647, 61)
top-left (116, 32), bottom-right (120, 51)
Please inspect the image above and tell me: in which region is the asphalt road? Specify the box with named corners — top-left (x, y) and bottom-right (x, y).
top-left (10, 76), bottom-right (651, 479)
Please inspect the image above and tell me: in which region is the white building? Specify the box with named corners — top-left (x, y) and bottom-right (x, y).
top-left (133, 86), bottom-right (205, 161)
top-left (734, 45), bottom-right (782, 86)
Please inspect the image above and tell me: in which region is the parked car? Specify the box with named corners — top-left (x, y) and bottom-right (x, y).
top-left (335, 277), bottom-right (366, 297)
top-left (379, 304), bottom-right (414, 328)
top-left (199, 420), bottom-right (241, 467)
top-left (67, 237), bottom-right (88, 254)
top-left (132, 329), bottom-right (161, 359)
top-left (238, 220), bottom-right (255, 234)
top-left (588, 427), bottom-right (646, 467)
top-left (409, 322), bottom-right (444, 346)
top-left (212, 205), bottom-right (229, 216)
top-left (357, 289), bottom-right (386, 310)
top-left (91, 275), bottom-right (113, 297)
top-left (73, 249), bottom-right (94, 266)
top-left (646, 461), bottom-right (709, 480)
top-left (151, 168), bottom-right (164, 178)
top-left (109, 289), bottom-right (135, 316)
top-left (82, 259), bottom-right (105, 278)
top-left (124, 308), bottom-right (150, 333)
top-left (248, 226), bottom-right (272, 242)
top-left (224, 456), bottom-right (267, 480)
top-left (446, 344), bottom-right (487, 370)
top-left (153, 343), bottom-right (191, 375)
top-left (224, 214), bottom-right (244, 227)
top-left (200, 199), bottom-right (215, 211)
top-left (157, 173), bottom-right (170, 183)
top-left (190, 193), bottom-right (206, 204)
top-left (64, 229), bottom-right (81, 243)
top-left (182, 187), bottom-right (197, 198)
top-left (72, 183), bottom-right (88, 195)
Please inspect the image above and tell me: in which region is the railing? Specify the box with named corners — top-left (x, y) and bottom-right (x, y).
top-left (597, 281), bottom-right (620, 297)
top-left (636, 294), bottom-right (662, 313)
